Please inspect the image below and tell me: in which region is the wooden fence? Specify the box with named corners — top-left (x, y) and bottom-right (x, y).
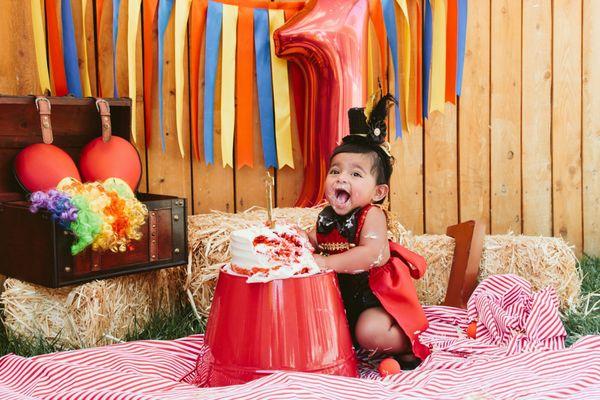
top-left (0, 0), bottom-right (598, 256)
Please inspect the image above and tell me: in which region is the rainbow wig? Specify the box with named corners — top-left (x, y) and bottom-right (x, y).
top-left (30, 178), bottom-right (148, 255)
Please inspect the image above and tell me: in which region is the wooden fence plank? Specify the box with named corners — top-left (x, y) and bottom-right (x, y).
top-left (146, 10), bottom-right (192, 210)
top-left (191, 38), bottom-right (235, 213)
top-left (424, 104), bottom-right (458, 234)
top-left (552, 0), bottom-right (582, 255)
top-left (115, 0), bottom-right (129, 97)
top-left (552, 0), bottom-right (582, 252)
top-left (522, 0), bottom-right (552, 236)
top-left (583, 0), bottom-right (600, 256)
top-left (235, 72), bottom-right (270, 211)
top-left (275, 79), bottom-right (304, 208)
top-left (97, 0), bottom-right (114, 97)
top-left (71, 0), bottom-right (97, 96)
top-left (458, 0), bottom-right (490, 231)
top-left (390, 126), bottom-right (424, 234)
top-left (134, 10), bottom-right (147, 193)
top-left (0, 0), bottom-right (40, 95)
top-left (490, 0), bottom-right (521, 234)
top-left (389, 13), bottom-right (424, 234)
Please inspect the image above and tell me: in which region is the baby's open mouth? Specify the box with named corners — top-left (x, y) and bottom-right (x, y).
top-left (334, 188), bottom-right (350, 205)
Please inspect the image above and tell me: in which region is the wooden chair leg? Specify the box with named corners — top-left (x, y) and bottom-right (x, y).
top-left (443, 220), bottom-right (485, 309)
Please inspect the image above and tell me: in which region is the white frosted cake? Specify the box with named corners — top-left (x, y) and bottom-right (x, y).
top-left (225, 224), bottom-right (320, 282)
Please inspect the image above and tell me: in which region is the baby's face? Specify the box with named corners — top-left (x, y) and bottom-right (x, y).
top-left (324, 152), bottom-right (387, 216)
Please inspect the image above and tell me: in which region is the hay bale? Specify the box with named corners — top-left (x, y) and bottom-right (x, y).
top-left (1, 267), bottom-right (184, 349)
top-left (480, 234), bottom-right (581, 310)
top-left (187, 208), bottom-right (581, 317)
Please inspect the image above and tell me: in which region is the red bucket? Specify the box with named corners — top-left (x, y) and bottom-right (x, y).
top-left (203, 269), bottom-right (358, 387)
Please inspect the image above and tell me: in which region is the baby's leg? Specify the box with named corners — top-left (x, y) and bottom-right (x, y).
top-left (354, 307), bottom-right (411, 355)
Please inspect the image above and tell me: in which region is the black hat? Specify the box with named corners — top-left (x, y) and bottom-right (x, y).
top-left (343, 93), bottom-right (397, 156)
top-left (348, 107), bottom-right (371, 136)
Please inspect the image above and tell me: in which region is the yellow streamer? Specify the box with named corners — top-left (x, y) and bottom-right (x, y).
top-left (221, 4), bottom-right (238, 167)
top-left (175, 0), bottom-right (192, 157)
top-left (268, 9), bottom-right (294, 169)
top-left (395, 0), bottom-right (410, 131)
top-left (430, 0), bottom-right (446, 114)
top-left (80, 0), bottom-right (92, 96)
top-left (31, 0), bottom-right (51, 94)
top-left (127, 0), bottom-right (142, 144)
top-left (366, 21), bottom-right (379, 96)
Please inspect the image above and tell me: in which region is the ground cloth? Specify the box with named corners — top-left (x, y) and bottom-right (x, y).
top-left (0, 274), bottom-right (598, 399)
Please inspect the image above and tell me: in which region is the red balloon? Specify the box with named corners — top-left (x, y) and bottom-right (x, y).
top-left (202, 270), bottom-right (358, 387)
top-left (466, 321), bottom-right (477, 339)
top-left (274, 0), bottom-right (369, 206)
top-left (378, 357), bottom-right (402, 376)
top-left (14, 143), bottom-right (81, 192)
top-left (79, 136), bottom-right (142, 191)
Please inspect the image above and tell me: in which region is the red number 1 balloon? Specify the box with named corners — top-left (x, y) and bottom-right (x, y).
top-left (274, 0), bottom-right (369, 206)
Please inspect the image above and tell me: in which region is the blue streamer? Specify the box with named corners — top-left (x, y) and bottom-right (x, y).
top-left (422, 0), bottom-right (433, 118)
top-left (203, 1), bottom-right (222, 164)
top-left (456, 0), bottom-right (467, 96)
top-left (112, 0), bottom-right (122, 97)
top-left (253, 9), bottom-right (277, 169)
top-left (61, 0), bottom-right (82, 97)
top-left (382, 0), bottom-right (402, 138)
top-left (158, 0), bottom-right (174, 152)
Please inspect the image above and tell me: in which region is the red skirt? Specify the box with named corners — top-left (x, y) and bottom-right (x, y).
top-left (368, 241), bottom-right (431, 360)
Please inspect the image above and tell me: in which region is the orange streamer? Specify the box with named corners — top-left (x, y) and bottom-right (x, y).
top-left (445, 0), bottom-right (457, 103)
top-left (142, 0), bottom-right (159, 146)
top-left (190, 0), bottom-right (208, 160)
top-left (409, 0), bottom-right (423, 126)
top-left (45, 0), bottom-right (68, 96)
top-left (235, 6), bottom-right (254, 168)
top-left (368, 0), bottom-right (388, 90)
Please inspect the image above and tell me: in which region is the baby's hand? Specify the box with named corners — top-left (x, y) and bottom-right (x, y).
top-left (312, 253), bottom-right (329, 270)
top-left (293, 226), bottom-right (309, 242)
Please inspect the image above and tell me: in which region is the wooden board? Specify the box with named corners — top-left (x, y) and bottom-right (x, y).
top-left (553, 0), bottom-right (582, 255)
top-left (275, 78), bottom-right (304, 208)
top-left (146, 8), bottom-right (192, 211)
top-left (583, 0), bottom-right (600, 256)
top-left (71, 0), bottom-right (97, 96)
top-left (0, 0), bottom-right (40, 95)
top-left (96, 0), bottom-right (115, 97)
top-left (458, 0), bottom-right (490, 232)
top-left (388, 16), bottom-right (424, 234)
top-left (235, 71), bottom-right (271, 212)
top-left (191, 31), bottom-right (235, 214)
top-left (490, 0), bottom-right (521, 234)
top-left (522, 0), bottom-right (552, 236)
top-left (390, 126), bottom-right (424, 234)
top-left (424, 104), bottom-right (458, 234)
top-left (134, 11), bottom-right (147, 193)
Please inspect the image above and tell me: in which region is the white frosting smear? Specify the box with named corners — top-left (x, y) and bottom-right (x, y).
top-left (224, 224), bottom-right (320, 283)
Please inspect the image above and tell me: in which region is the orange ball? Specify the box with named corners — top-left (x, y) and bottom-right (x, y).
top-left (378, 357), bottom-right (401, 377)
top-left (466, 321), bottom-right (478, 339)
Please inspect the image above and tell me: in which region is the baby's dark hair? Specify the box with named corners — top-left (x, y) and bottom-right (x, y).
top-left (329, 141), bottom-right (394, 186)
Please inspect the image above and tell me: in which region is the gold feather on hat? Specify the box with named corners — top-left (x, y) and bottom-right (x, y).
top-left (364, 91), bottom-right (378, 121)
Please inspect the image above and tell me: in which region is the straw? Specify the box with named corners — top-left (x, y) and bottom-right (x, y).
top-left (186, 208), bottom-right (581, 319)
top-left (1, 267), bottom-right (184, 349)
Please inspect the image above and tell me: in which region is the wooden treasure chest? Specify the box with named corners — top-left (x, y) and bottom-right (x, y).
top-left (0, 96), bottom-right (187, 288)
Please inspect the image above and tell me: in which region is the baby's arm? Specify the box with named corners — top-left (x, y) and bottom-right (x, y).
top-left (314, 207), bottom-right (390, 273)
top-left (296, 226), bottom-right (318, 250)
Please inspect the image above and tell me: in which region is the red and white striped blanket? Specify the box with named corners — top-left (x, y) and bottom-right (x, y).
top-left (1, 275), bottom-right (598, 399)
